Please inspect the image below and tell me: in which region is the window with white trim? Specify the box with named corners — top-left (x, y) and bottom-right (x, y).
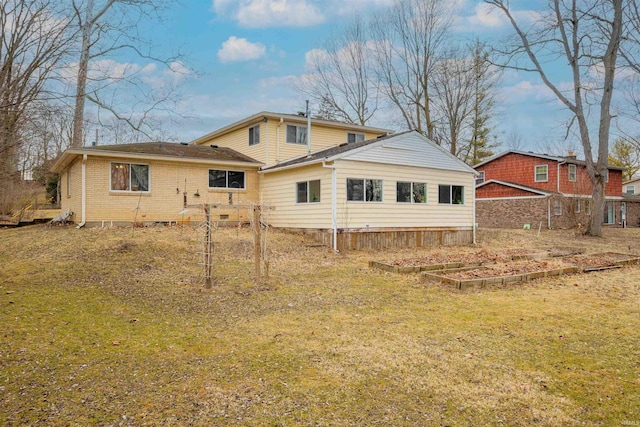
top-left (347, 178), bottom-right (383, 202)
top-left (347, 132), bottom-right (365, 144)
top-left (296, 180), bottom-right (320, 203)
top-left (575, 199), bottom-right (581, 213)
top-left (535, 165), bottom-right (548, 182)
top-left (397, 182), bottom-right (426, 203)
top-left (568, 164), bottom-right (576, 182)
top-left (249, 124), bottom-right (260, 146)
top-left (208, 170), bottom-right (245, 189)
top-left (554, 200), bottom-right (562, 215)
top-left (475, 170), bottom-right (485, 186)
top-left (626, 185), bottom-right (635, 195)
top-left (111, 163), bottom-right (149, 192)
top-left (286, 124), bottom-right (307, 145)
top-left (585, 200), bottom-right (591, 215)
top-left (438, 185), bottom-right (464, 205)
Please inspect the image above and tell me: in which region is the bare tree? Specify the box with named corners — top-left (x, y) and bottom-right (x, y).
top-left (299, 17), bottom-right (378, 125)
top-left (486, 0), bottom-right (630, 236)
top-left (69, 0), bottom-right (188, 147)
top-left (0, 0), bottom-right (70, 212)
top-left (372, 0), bottom-right (453, 139)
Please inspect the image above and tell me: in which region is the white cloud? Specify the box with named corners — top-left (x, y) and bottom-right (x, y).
top-left (217, 36), bottom-right (266, 63)
top-left (213, 0), bottom-right (324, 28)
top-left (456, 2), bottom-right (541, 31)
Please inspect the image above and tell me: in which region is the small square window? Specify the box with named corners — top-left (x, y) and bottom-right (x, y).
top-left (286, 125), bottom-right (307, 145)
top-left (626, 185), bottom-right (635, 195)
top-left (297, 180), bottom-right (321, 203)
top-left (438, 185), bottom-right (464, 205)
top-left (475, 171), bottom-right (485, 186)
top-left (535, 165), bottom-right (548, 182)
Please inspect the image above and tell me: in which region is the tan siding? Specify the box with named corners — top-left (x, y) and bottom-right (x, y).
top-left (73, 157), bottom-right (259, 224)
top-left (260, 164), bottom-right (332, 228)
top-left (60, 159), bottom-right (83, 222)
top-left (196, 118), bottom-right (382, 166)
top-left (335, 160), bottom-right (475, 228)
top-left (201, 124), bottom-right (266, 164)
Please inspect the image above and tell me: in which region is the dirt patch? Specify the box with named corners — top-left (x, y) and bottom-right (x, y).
top-left (445, 260), bottom-right (568, 280)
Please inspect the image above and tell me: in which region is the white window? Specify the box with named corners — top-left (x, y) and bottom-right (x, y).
top-left (67, 170), bottom-right (71, 197)
top-left (575, 199), bottom-right (581, 213)
top-left (568, 164), bottom-right (576, 182)
top-left (475, 170), bottom-right (485, 186)
top-left (296, 180), bottom-right (321, 203)
top-left (554, 200), bottom-right (562, 216)
top-left (347, 178), bottom-right (383, 202)
top-left (585, 200), bottom-right (591, 215)
top-left (249, 124), bottom-right (260, 146)
top-left (208, 170), bottom-right (245, 189)
top-left (111, 163), bottom-right (149, 192)
top-left (347, 132), bottom-right (365, 143)
top-left (397, 182), bottom-right (427, 203)
top-left (286, 125), bottom-right (307, 145)
top-left (438, 185), bottom-right (464, 205)
top-left (535, 165), bottom-right (548, 182)
top-left (626, 185), bottom-right (635, 195)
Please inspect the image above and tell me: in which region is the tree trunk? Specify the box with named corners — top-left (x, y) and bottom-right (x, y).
top-left (71, 0), bottom-right (94, 148)
top-left (587, 178), bottom-right (606, 236)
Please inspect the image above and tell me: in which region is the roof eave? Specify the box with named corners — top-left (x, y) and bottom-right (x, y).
top-left (51, 148), bottom-right (262, 172)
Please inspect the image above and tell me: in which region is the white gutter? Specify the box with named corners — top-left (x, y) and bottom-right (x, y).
top-left (322, 161), bottom-right (338, 252)
top-left (76, 154), bottom-right (87, 229)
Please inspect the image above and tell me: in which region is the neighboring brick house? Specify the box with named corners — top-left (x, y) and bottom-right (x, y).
top-left (473, 150), bottom-right (637, 229)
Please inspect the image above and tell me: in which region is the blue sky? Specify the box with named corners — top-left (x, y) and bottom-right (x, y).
top-left (119, 0), bottom-right (581, 154)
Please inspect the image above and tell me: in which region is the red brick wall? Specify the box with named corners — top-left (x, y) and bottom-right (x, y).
top-left (476, 182), bottom-right (539, 198)
top-left (476, 153), bottom-right (622, 197)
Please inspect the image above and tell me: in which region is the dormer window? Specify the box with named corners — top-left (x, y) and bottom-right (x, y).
top-left (535, 165), bottom-right (548, 182)
top-left (475, 170), bottom-right (485, 185)
top-left (347, 132), bottom-right (365, 144)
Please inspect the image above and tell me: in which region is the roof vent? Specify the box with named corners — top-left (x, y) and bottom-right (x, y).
top-left (180, 142), bottom-right (188, 146)
top-left (210, 145), bottom-right (218, 148)
top-left (297, 111), bottom-right (306, 117)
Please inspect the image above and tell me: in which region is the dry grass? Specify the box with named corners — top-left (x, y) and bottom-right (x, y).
top-left (1, 224), bottom-right (639, 426)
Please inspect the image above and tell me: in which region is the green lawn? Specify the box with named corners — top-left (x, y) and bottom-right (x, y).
top-left (1, 225), bottom-right (639, 426)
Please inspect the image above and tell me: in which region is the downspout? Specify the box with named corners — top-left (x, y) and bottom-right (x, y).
top-left (322, 160), bottom-right (338, 252)
top-left (276, 117), bottom-right (283, 163)
top-left (547, 197), bottom-right (551, 229)
top-left (306, 100), bottom-right (311, 154)
top-left (264, 118), bottom-right (269, 165)
top-left (557, 160), bottom-right (566, 193)
top-left (76, 154), bottom-right (87, 229)
top-left (472, 187), bottom-right (476, 244)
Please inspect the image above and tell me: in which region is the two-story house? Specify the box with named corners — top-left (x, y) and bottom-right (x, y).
top-left (473, 150), bottom-right (631, 229)
top-left (53, 111), bottom-right (479, 250)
